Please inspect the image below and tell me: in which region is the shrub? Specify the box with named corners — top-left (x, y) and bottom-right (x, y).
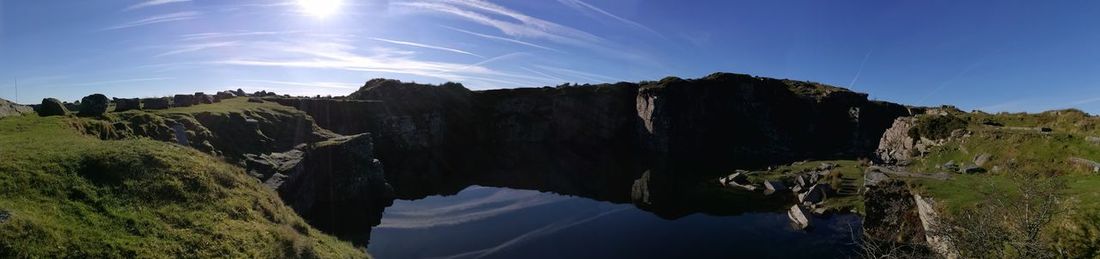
top-left (908, 115), bottom-right (968, 140)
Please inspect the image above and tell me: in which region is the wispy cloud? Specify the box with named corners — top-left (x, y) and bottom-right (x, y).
top-left (395, 0), bottom-right (603, 48)
top-left (102, 11), bottom-right (200, 31)
top-left (534, 65), bottom-right (624, 83)
top-left (521, 67), bottom-right (568, 84)
top-left (49, 77), bottom-right (175, 88)
top-left (235, 79), bottom-right (359, 89)
top-left (124, 0), bottom-right (190, 11)
top-left (555, 0), bottom-right (661, 37)
top-left (445, 26), bottom-right (563, 53)
top-left (211, 39), bottom-right (552, 87)
top-left (155, 41), bottom-right (239, 57)
top-left (371, 38), bottom-right (485, 58)
top-left (179, 31), bottom-right (294, 41)
top-left (847, 50), bottom-right (873, 90)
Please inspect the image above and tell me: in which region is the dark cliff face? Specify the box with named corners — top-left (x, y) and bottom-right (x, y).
top-left (274, 73), bottom-right (911, 200)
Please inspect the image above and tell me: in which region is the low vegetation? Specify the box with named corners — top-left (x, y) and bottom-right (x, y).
top-left (0, 111), bottom-right (365, 257)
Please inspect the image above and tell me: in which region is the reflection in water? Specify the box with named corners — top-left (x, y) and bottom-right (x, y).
top-left (368, 186), bottom-right (861, 259)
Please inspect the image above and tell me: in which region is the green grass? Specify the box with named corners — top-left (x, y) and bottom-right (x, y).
top-left (745, 160), bottom-right (868, 214)
top-left (0, 114), bottom-right (366, 258)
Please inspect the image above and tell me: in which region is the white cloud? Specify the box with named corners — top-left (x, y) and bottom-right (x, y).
top-left (124, 0), bottom-right (191, 11)
top-left (394, 0), bottom-right (604, 48)
top-left (155, 41), bottom-right (239, 57)
top-left (445, 26), bottom-right (563, 53)
top-left (102, 11), bottom-right (200, 31)
top-left (371, 37), bottom-right (485, 59)
top-left (555, 0), bottom-right (661, 36)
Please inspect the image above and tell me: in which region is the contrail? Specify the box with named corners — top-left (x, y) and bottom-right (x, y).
top-left (847, 50), bottom-right (873, 90)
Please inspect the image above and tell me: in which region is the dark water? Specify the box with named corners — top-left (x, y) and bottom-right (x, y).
top-left (367, 186), bottom-right (861, 259)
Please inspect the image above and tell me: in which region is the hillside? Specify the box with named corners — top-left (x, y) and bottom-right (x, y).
top-left (0, 103), bottom-right (367, 257)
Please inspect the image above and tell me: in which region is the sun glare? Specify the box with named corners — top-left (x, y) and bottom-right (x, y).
top-left (297, 0), bottom-right (343, 18)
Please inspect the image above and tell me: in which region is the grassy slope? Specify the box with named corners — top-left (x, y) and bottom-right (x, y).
top-left (903, 111), bottom-right (1100, 250)
top-left (0, 110), bottom-right (365, 257)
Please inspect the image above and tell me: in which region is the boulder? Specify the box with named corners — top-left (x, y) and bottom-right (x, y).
top-left (78, 94), bottom-right (110, 116)
top-left (247, 97), bottom-right (264, 103)
top-left (876, 117), bottom-right (918, 163)
top-left (798, 184), bottom-right (832, 205)
top-left (172, 123), bottom-right (189, 146)
top-left (215, 91), bottom-right (235, 101)
top-left (818, 162), bottom-right (837, 170)
top-left (788, 205), bottom-right (813, 230)
top-left (63, 102), bottom-right (79, 111)
top-left (173, 94), bottom-right (195, 107)
top-left (142, 97), bottom-right (171, 109)
top-left (864, 170), bottom-right (890, 188)
top-left (764, 180), bottom-right (787, 192)
top-left (36, 98), bottom-right (68, 116)
top-left (1088, 136), bottom-right (1100, 145)
top-left (973, 153), bottom-right (992, 167)
top-left (115, 98), bottom-right (141, 112)
top-left (942, 161), bottom-right (959, 172)
top-left (1069, 157), bottom-right (1100, 173)
top-left (194, 92), bottom-right (214, 104)
top-left (0, 210), bottom-right (9, 223)
top-left (0, 98), bottom-right (33, 119)
top-left (962, 164), bottom-right (984, 174)
top-left (234, 88), bottom-right (247, 96)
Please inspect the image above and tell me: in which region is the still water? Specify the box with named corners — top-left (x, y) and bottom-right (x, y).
top-left (367, 186), bottom-right (861, 259)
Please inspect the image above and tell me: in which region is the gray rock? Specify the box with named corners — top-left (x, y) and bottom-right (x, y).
top-left (1068, 157), bottom-right (1100, 173)
top-left (943, 161), bottom-right (959, 172)
top-left (115, 98), bottom-right (141, 112)
top-left (788, 205), bottom-right (813, 230)
top-left (142, 97), bottom-right (171, 109)
top-left (799, 184), bottom-right (832, 205)
top-left (173, 94), bottom-right (194, 107)
top-left (0, 98), bottom-right (33, 119)
top-left (864, 171), bottom-right (889, 188)
top-left (818, 162), bottom-right (837, 170)
top-left (78, 94), bottom-right (110, 116)
top-left (215, 91), bottom-right (235, 102)
top-left (962, 164), bottom-right (984, 174)
top-left (172, 123), bottom-right (189, 146)
top-left (0, 209), bottom-right (9, 223)
top-left (1087, 136), bottom-right (1100, 145)
top-left (765, 180), bottom-right (787, 192)
top-left (36, 98), bottom-right (68, 116)
top-left (248, 97), bottom-right (264, 103)
top-left (973, 153), bottom-right (992, 167)
top-left (195, 92), bottom-right (214, 104)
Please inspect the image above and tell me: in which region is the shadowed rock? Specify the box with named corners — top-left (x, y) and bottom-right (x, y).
top-left (142, 97), bottom-right (171, 110)
top-left (115, 98), bottom-right (141, 112)
top-left (78, 94), bottom-right (110, 117)
top-left (173, 94), bottom-right (194, 107)
top-left (37, 98), bottom-right (68, 117)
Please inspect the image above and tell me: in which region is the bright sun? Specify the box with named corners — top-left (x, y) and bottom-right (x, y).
top-left (297, 0), bottom-right (343, 18)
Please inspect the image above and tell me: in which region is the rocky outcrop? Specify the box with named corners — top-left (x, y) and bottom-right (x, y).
top-left (78, 94), bottom-right (110, 116)
top-left (173, 94), bottom-right (194, 107)
top-left (0, 98), bottom-right (32, 119)
top-left (115, 98), bottom-right (141, 112)
top-left (914, 194), bottom-right (957, 259)
top-left (274, 73), bottom-right (911, 199)
top-left (142, 97), bottom-right (170, 110)
top-left (876, 117), bottom-right (918, 163)
top-left (276, 134), bottom-right (395, 237)
top-left (37, 98), bottom-right (68, 117)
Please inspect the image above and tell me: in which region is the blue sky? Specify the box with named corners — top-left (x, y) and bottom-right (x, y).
top-left (1, 0), bottom-right (1100, 113)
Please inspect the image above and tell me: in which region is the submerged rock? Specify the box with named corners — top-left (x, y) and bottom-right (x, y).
top-left (788, 205), bottom-right (813, 230)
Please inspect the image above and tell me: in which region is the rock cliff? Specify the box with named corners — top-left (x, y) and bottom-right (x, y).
top-left (0, 98), bottom-right (32, 119)
top-left (275, 72), bottom-right (912, 199)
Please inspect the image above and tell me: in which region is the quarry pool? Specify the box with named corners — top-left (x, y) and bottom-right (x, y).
top-left (367, 186), bottom-right (861, 259)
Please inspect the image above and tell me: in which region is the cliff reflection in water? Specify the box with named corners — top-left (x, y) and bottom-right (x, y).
top-left (367, 185), bottom-right (861, 259)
